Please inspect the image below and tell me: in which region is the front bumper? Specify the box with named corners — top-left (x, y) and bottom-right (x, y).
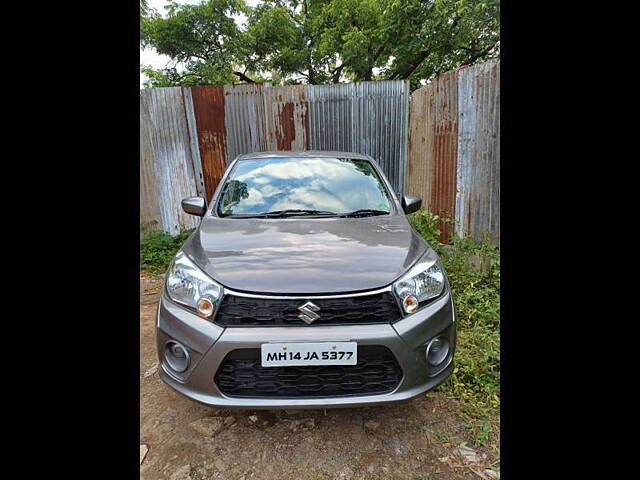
top-left (156, 289), bottom-right (456, 409)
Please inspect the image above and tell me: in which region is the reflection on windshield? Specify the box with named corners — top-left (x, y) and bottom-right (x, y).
top-left (219, 179), bottom-right (250, 211)
top-left (218, 157), bottom-right (391, 216)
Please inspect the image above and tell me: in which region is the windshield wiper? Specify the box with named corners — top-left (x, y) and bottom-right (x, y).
top-left (340, 209), bottom-right (390, 218)
top-left (222, 209), bottom-right (338, 218)
top-left (226, 208), bottom-right (387, 218)
top-left (261, 209), bottom-right (338, 218)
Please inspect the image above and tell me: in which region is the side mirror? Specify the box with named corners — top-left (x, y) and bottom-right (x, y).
top-left (181, 197), bottom-right (206, 216)
top-left (401, 195), bottom-right (422, 215)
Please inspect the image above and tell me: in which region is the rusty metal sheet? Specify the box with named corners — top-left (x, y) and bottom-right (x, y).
top-left (407, 71), bottom-right (458, 243)
top-left (223, 84), bottom-right (267, 162)
top-left (431, 70), bottom-right (459, 242)
top-left (263, 85), bottom-right (310, 151)
top-left (456, 60), bottom-right (500, 245)
top-left (190, 85), bottom-right (228, 200)
top-left (139, 88), bottom-right (200, 234)
top-left (407, 84), bottom-right (434, 210)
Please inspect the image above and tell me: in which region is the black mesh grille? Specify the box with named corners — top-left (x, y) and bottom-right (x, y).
top-left (214, 292), bottom-right (401, 327)
top-left (215, 346), bottom-right (402, 398)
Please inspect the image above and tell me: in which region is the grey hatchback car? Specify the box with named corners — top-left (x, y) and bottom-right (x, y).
top-left (156, 151), bottom-right (455, 408)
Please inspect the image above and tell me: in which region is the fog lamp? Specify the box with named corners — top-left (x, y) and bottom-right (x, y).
top-left (196, 297), bottom-right (215, 318)
top-left (426, 335), bottom-right (449, 366)
top-left (402, 294), bottom-right (419, 314)
top-left (165, 341), bottom-right (190, 373)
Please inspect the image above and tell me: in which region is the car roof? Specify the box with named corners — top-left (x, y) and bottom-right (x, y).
top-left (235, 150), bottom-right (374, 161)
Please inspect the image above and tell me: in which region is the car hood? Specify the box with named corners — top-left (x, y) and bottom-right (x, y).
top-left (184, 215), bottom-right (427, 295)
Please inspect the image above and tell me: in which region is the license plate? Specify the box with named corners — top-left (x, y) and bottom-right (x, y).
top-left (261, 342), bottom-right (357, 367)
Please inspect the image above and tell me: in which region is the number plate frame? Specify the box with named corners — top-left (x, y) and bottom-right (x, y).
top-left (260, 342), bottom-right (357, 367)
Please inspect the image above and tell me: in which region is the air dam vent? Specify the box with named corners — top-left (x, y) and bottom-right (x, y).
top-left (215, 346), bottom-right (403, 398)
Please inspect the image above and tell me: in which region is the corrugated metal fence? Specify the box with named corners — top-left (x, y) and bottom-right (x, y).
top-left (407, 60), bottom-right (500, 245)
top-left (140, 61), bottom-right (498, 244)
top-left (140, 88), bottom-right (201, 234)
top-left (407, 69), bottom-right (459, 243)
top-left (456, 61), bottom-right (500, 245)
top-left (140, 81), bottom-right (410, 233)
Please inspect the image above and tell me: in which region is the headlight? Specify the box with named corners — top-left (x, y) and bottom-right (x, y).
top-left (393, 248), bottom-right (445, 314)
top-left (166, 251), bottom-right (222, 318)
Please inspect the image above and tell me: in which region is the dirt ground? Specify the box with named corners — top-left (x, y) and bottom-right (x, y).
top-left (140, 277), bottom-right (499, 480)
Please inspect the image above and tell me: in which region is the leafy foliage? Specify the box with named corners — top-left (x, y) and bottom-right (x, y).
top-left (140, 228), bottom-right (195, 274)
top-left (244, 1), bottom-right (324, 84)
top-left (409, 209), bottom-right (500, 448)
top-left (141, 0), bottom-right (500, 88)
top-left (407, 208), bottom-right (454, 249)
top-left (382, 0), bottom-right (500, 89)
top-left (141, 0), bottom-right (250, 87)
top-left (314, 0), bottom-right (388, 82)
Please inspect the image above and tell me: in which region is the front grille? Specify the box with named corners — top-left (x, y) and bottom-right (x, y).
top-left (214, 292), bottom-right (401, 327)
top-left (215, 346), bottom-right (403, 398)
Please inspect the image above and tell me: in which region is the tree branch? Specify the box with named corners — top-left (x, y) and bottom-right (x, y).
top-left (331, 64), bottom-right (344, 83)
top-left (372, 45), bottom-right (385, 63)
top-left (233, 71), bottom-right (256, 83)
top-left (460, 44), bottom-right (497, 66)
top-left (388, 50), bottom-right (430, 80)
top-left (387, 13), bottom-right (463, 80)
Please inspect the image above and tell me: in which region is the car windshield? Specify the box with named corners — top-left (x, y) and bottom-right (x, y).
top-left (217, 157), bottom-right (392, 217)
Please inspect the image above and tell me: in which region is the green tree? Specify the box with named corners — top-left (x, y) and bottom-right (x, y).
top-left (382, 0), bottom-right (500, 88)
top-left (140, 0), bottom-right (499, 88)
top-left (141, 0), bottom-right (250, 86)
top-left (314, 0), bottom-right (388, 82)
top-left (244, 0), bottom-right (337, 85)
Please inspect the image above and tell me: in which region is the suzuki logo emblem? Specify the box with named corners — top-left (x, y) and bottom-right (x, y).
top-left (298, 301), bottom-right (321, 324)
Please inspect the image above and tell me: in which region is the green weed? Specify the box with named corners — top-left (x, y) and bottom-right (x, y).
top-left (140, 227), bottom-right (195, 274)
top-left (408, 209), bottom-right (500, 448)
